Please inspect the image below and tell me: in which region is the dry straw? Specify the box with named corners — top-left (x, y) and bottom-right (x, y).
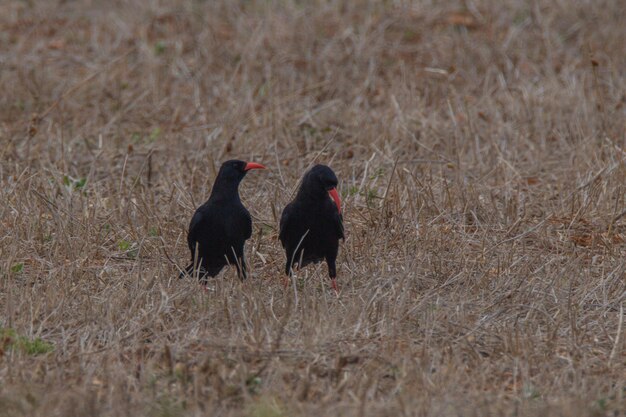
top-left (1, 0), bottom-right (624, 416)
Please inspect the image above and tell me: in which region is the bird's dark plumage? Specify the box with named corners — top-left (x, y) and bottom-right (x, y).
top-left (279, 164), bottom-right (343, 290)
top-left (183, 159), bottom-right (265, 282)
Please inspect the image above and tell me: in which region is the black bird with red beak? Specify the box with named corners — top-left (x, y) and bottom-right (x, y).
top-left (183, 159), bottom-right (266, 282)
top-left (279, 164), bottom-right (344, 291)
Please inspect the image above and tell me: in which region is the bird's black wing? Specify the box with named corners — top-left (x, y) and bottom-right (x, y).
top-left (236, 206), bottom-right (253, 241)
top-left (187, 209), bottom-right (205, 251)
top-left (217, 204), bottom-right (252, 251)
top-left (279, 202), bottom-right (295, 248)
top-left (334, 212), bottom-right (345, 240)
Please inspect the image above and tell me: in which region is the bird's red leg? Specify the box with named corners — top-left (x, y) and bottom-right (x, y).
top-left (330, 278), bottom-right (339, 294)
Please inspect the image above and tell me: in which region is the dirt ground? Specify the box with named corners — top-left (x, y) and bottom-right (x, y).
top-left (0, 0), bottom-right (624, 416)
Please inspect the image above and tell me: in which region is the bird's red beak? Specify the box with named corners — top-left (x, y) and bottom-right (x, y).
top-left (244, 162), bottom-right (266, 171)
top-left (328, 188), bottom-right (341, 214)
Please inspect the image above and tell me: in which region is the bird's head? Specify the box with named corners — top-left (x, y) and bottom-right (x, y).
top-left (217, 159), bottom-right (266, 182)
top-left (302, 164), bottom-right (341, 214)
top-left (210, 160), bottom-right (266, 198)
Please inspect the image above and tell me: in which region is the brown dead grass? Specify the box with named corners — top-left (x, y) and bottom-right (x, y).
top-left (1, 0), bottom-right (625, 416)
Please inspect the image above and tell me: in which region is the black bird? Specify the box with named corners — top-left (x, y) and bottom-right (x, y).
top-left (183, 160), bottom-right (266, 282)
top-left (279, 164), bottom-right (343, 291)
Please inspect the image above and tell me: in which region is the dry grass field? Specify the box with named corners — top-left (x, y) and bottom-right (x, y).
top-left (1, 0), bottom-right (625, 416)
